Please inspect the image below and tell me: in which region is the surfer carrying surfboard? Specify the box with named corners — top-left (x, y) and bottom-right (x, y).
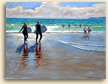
top-left (19, 23), bottom-right (28, 44)
top-left (35, 21), bottom-right (42, 44)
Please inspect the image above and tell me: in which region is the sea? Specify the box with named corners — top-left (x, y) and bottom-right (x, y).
top-left (6, 18), bottom-right (106, 52)
top-left (6, 18), bottom-right (106, 32)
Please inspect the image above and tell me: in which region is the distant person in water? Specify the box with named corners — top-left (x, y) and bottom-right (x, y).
top-left (88, 26), bottom-right (91, 35)
top-left (68, 24), bottom-right (70, 28)
top-left (19, 23), bottom-right (28, 44)
top-left (79, 24), bottom-right (81, 28)
top-left (62, 25), bottom-right (64, 28)
top-left (35, 21), bottom-right (42, 44)
top-left (83, 25), bottom-right (87, 40)
top-left (88, 26), bottom-right (91, 40)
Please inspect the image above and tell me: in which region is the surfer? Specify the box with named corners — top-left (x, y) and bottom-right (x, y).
top-left (35, 21), bottom-right (42, 44)
top-left (19, 23), bottom-right (28, 44)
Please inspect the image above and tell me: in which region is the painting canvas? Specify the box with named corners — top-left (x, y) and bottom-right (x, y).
top-left (6, 2), bottom-right (106, 79)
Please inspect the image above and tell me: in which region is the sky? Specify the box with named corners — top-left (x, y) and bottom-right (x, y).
top-left (6, 2), bottom-right (106, 19)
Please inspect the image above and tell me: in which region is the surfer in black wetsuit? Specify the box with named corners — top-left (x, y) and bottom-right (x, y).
top-left (19, 23), bottom-right (28, 44)
top-left (35, 21), bottom-right (42, 44)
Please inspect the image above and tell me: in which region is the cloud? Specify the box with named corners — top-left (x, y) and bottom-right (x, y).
top-left (6, 2), bottom-right (106, 19)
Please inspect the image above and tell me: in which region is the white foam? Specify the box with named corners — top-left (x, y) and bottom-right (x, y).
top-left (58, 41), bottom-right (105, 52)
top-left (58, 41), bottom-right (105, 47)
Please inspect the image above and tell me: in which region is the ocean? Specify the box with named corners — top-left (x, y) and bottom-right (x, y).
top-left (6, 18), bottom-right (106, 32)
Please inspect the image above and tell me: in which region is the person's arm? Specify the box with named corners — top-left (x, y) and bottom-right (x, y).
top-left (19, 27), bottom-right (23, 33)
top-left (35, 25), bottom-right (37, 32)
top-left (35, 25), bottom-right (39, 33)
top-left (35, 25), bottom-right (37, 31)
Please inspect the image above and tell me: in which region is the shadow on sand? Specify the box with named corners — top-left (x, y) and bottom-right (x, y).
top-left (16, 43), bottom-right (25, 54)
top-left (16, 43), bottom-right (39, 54)
top-left (25, 43), bottom-right (39, 54)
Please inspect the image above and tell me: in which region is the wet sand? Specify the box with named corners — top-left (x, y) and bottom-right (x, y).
top-left (6, 32), bottom-right (106, 79)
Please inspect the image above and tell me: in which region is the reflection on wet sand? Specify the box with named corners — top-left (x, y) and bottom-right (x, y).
top-left (34, 43), bottom-right (43, 69)
top-left (17, 43), bottom-right (44, 70)
top-left (20, 43), bottom-right (29, 68)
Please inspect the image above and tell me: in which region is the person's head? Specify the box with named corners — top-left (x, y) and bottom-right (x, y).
top-left (37, 21), bottom-right (40, 24)
top-left (24, 23), bottom-right (27, 26)
top-left (84, 25), bottom-right (86, 27)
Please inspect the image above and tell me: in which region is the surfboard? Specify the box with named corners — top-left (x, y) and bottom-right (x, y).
top-left (27, 27), bottom-right (32, 33)
top-left (41, 25), bottom-right (47, 33)
top-left (34, 25), bottom-right (47, 33)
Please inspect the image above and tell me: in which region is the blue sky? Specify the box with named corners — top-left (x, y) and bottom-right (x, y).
top-left (6, 2), bottom-right (42, 10)
top-left (60, 2), bottom-right (104, 7)
top-left (6, 2), bottom-right (104, 10)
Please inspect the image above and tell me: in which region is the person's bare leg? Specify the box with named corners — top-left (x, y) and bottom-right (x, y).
top-left (85, 32), bottom-right (87, 40)
top-left (88, 32), bottom-right (90, 40)
top-left (84, 32), bottom-right (86, 40)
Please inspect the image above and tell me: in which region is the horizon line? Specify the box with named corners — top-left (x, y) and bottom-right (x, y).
top-left (6, 17), bottom-right (106, 19)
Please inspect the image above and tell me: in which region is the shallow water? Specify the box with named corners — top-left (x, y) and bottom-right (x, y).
top-left (43, 32), bottom-right (106, 52)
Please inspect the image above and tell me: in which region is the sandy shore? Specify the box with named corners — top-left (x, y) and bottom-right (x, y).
top-left (6, 32), bottom-right (106, 79)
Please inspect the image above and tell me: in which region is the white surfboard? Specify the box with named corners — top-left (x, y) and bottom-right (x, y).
top-left (27, 27), bottom-right (32, 33)
top-left (34, 25), bottom-right (47, 33)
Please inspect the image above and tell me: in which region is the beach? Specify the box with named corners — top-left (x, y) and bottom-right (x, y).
top-left (6, 32), bottom-right (106, 79)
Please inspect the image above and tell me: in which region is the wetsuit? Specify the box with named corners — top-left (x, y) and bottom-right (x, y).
top-left (22, 26), bottom-right (28, 42)
top-left (35, 24), bottom-right (42, 43)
